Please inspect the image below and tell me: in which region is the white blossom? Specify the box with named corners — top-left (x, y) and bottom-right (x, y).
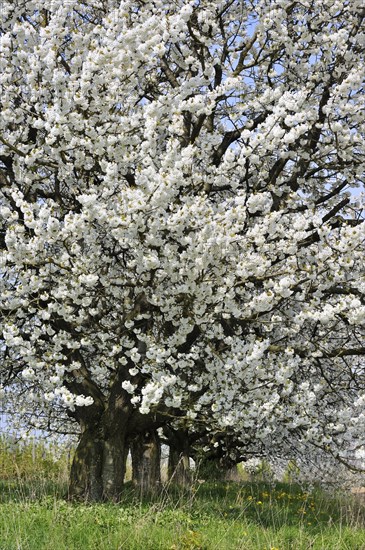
top-left (0, 0), bottom-right (364, 475)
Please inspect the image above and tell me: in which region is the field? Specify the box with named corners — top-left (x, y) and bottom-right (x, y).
top-left (1, 478), bottom-right (365, 549)
top-left (0, 442), bottom-right (365, 549)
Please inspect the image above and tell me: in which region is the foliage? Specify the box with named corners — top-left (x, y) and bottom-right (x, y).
top-left (0, 0), bottom-right (364, 496)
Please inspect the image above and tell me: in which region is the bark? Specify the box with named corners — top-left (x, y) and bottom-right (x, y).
top-left (168, 447), bottom-right (191, 485)
top-left (68, 364), bottom-right (166, 501)
top-left (68, 393), bottom-right (130, 501)
top-left (99, 365), bottom-right (132, 500)
top-left (166, 429), bottom-right (192, 485)
top-left (101, 430), bottom-right (129, 501)
top-left (68, 427), bottom-right (129, 501)
top-left (68, 425), bottom-right (104, 501)
top-left (130, 430), bottom-right (161, 492)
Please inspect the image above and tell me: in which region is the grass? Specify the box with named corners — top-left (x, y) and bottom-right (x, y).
top-left (0, 440), bottom-right (364, 548)
top-left (0, 478), bottom-right (365, 549)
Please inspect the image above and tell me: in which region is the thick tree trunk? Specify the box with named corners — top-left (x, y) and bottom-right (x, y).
top-left (68, 425), bottom-right (104, 501)
top-left (68, 423), bottom-right (129, 501)
top-left (101, 431), bottom-right (129, 500)
top-left (69, 409), bottom-right (129, 501)
top-left (67, 365), bottom-right (164, 501)
top-left (130, 430), bottom-right (161, 493)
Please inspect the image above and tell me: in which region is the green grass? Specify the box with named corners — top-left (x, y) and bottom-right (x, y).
top-left (0, 479), bottom-right (364, 549)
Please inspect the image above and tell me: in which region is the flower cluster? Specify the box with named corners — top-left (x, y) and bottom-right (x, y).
top-left (0, 0), bottom-right (364, 466)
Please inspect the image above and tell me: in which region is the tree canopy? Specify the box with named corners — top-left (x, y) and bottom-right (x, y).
top-left (0, 0), bottom-right (364, 499)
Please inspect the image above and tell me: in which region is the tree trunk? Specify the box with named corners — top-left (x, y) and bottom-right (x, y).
top-left (101, 430), bottom-right (129, 501)
top-left (68, 423), bottom-right (129, 501)
top-left (197, 456), bottom-right (238, 481)
top-left (68, 425), bottom-right (104, 501)
top-left (67, 368), bottom-right (163, 501)
top-left (196, 456), bottom-right (220, 480)
top-left (166, 429), bottom-right (191, 485)
top-left (168, 446), bottom-right (191, 485)
top-left (130, 430), bottom-right (161, 493)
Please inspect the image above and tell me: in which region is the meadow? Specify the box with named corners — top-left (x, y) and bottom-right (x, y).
top-left (0, 440), bottom-right (365, 550)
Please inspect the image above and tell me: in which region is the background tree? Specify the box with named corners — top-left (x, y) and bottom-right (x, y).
top-left (0, 0), bottom-right (364, 500)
